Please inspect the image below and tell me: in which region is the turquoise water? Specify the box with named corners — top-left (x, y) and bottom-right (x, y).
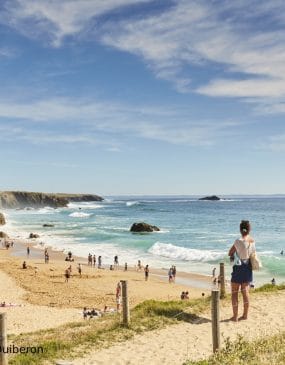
top-left (4, 196), bottom-right (285, 285)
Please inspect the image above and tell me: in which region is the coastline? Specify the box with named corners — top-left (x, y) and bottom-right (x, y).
top-left (0, 230), bottom-right (212, 309)
top-left (0, 231), bottom-right (212, 335)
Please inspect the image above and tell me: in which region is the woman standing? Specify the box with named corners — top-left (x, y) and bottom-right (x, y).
top-left (228, 220), bottom-right (256, 321)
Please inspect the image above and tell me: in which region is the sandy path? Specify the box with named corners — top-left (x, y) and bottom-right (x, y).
top-left (0, 269), bottom-right (81, 335)
top-left (75, 291), bottom-right (285, 365)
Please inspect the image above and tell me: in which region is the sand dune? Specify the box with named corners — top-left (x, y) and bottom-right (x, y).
top-left (75, 291), bottom-right (285, 365)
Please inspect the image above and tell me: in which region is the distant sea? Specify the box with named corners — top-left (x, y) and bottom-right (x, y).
top-left (4, 196), bottom-right (285, 285)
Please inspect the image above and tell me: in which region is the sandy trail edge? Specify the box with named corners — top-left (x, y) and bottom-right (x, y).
top-left (0, 269), bottom-right (81, 335)
top-left (74, 291), bottom-right (285, 365)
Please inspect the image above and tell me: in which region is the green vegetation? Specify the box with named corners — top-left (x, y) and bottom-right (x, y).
top-left (8, 297), bottom-right (210, 364)
top-left (8, 283), bottom-right (285, 364)
top-left (185, 332), bottom-right (285, 365)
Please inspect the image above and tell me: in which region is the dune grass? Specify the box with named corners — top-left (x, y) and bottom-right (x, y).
top-left (185, 332), bottom-right (285, 365)
top-left (8, 283), bottom-right (285, 364)
top-left (8, 297), bottom-right (210, 364)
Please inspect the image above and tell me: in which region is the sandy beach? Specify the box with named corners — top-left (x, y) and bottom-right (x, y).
top-left (0, 235), bottom-right (211, 336)
top-left (0, 223), bottom-right (285, 365)
top-left (75, 290), bottom-right (285, 365)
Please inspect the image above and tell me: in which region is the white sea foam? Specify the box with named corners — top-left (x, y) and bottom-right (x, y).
top-left (148, 242), bottom-right (225, 262)
top-left (126, 201), bottom-right (140, 207)
top-left (67, 202), bottom-right (104, 209)
top-left (69, 212), bottom-right (92, 218)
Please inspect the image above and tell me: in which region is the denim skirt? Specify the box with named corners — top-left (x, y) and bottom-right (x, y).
top-left (231, 261), bottom-right (253, 284)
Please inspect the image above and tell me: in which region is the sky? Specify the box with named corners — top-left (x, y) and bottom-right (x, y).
top-left (1, 0), bottom-right (285, 196)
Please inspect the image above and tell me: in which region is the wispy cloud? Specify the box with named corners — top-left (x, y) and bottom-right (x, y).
top-left (2, 0), bottom-right (153, 46)
top-left (0, 97), bottom-right (241, 147)
top-left (266, 134), bottom-right (285, 152)
top-left (100, 0), bottom-right (285, 102)
top-left (3, 0), bottom-right (285, 110)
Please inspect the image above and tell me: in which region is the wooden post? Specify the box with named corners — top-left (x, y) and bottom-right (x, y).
top-left (211, 289), bottom-right (220, 353)
top-left (121, 280), bottom-right (130, 326)
top-left (219, 262), bottom-right (226, 299)
top-left (0, 313), bottom-right (8, 365)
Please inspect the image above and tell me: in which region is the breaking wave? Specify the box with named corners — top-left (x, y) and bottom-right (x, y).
top-left (148, 242), bottom-right (225, 262)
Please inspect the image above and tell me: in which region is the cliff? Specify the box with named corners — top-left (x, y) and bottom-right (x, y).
top-left (0, 191), bottom-right (103, 209)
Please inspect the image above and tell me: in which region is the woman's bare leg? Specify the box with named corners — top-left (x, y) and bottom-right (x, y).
top-left (239, 283), bottom-right (249, 320)
top-left (231, 282), bottom-right (240, 321)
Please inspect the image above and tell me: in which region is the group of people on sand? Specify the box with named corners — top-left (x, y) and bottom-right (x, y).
top-left (65, 251), bottom-right (74, 262)
top-left (87, 253), bottom-right (103, 268)
top-left (180, 291), bottom-right (189, 300)
top-left (1, 240), bottom-right (14, 249)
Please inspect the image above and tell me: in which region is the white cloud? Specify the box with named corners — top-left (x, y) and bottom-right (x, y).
top-left (3, 0), bottom-right (285, 108)
top-left (100, 0), bottom-right (285, 103)
top-left (3, 0), bottom-right (153, 46)
top-left (266, 134), bottom-right (285, 151)
top-left (0, 97), bottom-right (240, 146)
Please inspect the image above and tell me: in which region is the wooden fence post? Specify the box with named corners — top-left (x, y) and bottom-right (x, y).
top-left (211, 289), bottom-right (220, 353)
top-left (219, 262), bottom-right (226, 299)
top-left (121, 280), bottom-right (130, 326)
top-left (0, 313), bottom-right (8, 365)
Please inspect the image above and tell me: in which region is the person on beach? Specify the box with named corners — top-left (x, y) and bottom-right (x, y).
top-left (144, 265), bottom-right (149, 281)
top-left (88, 253), bottom-right (92, 266)
top-left (212, 267), bottom-right (216, 278)
top-left (168, 267), bottom-right (173, 283)
top-left (22, 261), bottom-right (27, 269)
top-left (124, 262), bottom-right (128, 271)
top-left (83, 307), bottom-right (88, 319)
top-left (98, 256), bottom-right (102, 268)
top-left (114, 255), bottom-right (119, 268)
top-left (27, 246), bottom-right (30, 256)
top-left (65, 268), bottom-right (71, 283)
top-left (45, 253), bottom-right (49, 264)
top-left (228, 220), bottom-right (256, 321)
top-left (78, 263), bottom-right (82, 277)
top-left (137, 260), bottom-right (142, 271)
top-left (271, 278), bottom-right (276, 285)
top-left (172, 265), bottom-right (176, 282)
top-left (93, 255), bottom-right (96, 267)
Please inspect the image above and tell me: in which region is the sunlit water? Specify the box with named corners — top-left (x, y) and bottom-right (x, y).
top-left (4, 196), bottom-right (285, 286)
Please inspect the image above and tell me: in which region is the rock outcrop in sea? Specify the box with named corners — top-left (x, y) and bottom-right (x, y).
top-left (0, 213), bottom-right (5, 225)
top-left (29, 233), bottom-right (40, 239)
top-left (130, 222), bottom-right (160, 232)
top-left (0, 231), bottom-right (8, 239)
top-left (198, 195), bottom-right (221, 201)
top-left (0, 191), bottom-right (103, 209)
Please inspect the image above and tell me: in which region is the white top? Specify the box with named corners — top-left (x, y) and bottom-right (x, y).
top-left (234, 238), bottom-right (256, 260)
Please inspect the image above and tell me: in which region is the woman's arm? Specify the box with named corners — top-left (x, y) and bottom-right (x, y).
top-left (228, 244), bottom-right (236, 257)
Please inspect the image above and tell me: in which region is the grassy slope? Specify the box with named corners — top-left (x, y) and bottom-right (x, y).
top-left (9, 284), bottom-right (285, 365)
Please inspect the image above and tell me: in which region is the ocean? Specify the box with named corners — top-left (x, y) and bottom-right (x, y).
top-left (4, 196), bottom-right (285, 285)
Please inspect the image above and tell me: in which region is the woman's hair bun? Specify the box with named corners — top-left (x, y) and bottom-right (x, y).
top-left (240, 220), bottom-right (251, 234)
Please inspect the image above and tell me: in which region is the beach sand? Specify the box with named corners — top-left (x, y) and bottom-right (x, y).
top-left (75, 290), bottom-right (285, 365)
top-left (1, 234), bottom-right (284, 365)
top-left (0, 239), bottom-right (210, 335)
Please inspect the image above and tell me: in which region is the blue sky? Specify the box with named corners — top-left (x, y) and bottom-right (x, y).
top-left (1, 0), bottom-right (285, 195)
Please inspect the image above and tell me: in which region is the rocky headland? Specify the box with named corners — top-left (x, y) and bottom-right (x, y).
top-left (0, 191), bottom-right (103, 209)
